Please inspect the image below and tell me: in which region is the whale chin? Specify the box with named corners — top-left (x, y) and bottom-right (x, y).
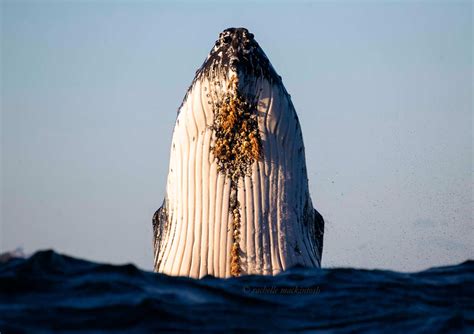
top-left (153, 28), bottom-right (324, 279)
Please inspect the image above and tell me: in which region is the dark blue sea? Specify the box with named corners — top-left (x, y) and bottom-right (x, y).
top-left (0, 250), bottom-right (472, 333)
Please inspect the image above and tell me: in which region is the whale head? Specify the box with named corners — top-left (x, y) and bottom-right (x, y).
top-left (195, 27), bottom-right (280, 85)
top-left (154, 28), bottom-right (324, 278)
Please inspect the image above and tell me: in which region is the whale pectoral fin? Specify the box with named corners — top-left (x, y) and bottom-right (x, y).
top-left (152, 201), bottom-right (169, 272)
top-left (314, 208), bottom-right (325, 265)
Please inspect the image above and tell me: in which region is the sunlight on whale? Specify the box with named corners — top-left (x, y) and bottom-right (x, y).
top-left (153, 28), bottom-right (324, 278)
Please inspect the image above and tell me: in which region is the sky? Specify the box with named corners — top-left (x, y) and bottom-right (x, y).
top-left (1, 1), bottom-right (472, 272)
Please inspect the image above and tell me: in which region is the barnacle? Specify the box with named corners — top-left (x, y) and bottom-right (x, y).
top-left (210, 73), bottom-right (263, 277)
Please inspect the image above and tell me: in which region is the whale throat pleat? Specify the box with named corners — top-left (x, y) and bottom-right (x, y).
top-left (154, 74), bottom-right (321, 278)
top-left (153, 27), bottom-right (323, 279)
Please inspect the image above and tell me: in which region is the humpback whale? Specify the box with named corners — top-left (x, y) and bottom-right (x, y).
top-left (153, 28), bottom-right (324, 278)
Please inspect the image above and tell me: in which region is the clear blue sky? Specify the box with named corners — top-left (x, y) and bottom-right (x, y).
top-left (2, 1), bottom-right (472, 271)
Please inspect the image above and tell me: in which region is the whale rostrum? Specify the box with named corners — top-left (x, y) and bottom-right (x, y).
top-left (153, 28), bottom-right (324, 278)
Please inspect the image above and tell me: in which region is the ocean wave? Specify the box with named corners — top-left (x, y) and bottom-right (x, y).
top-left (0, 250), bottom-right (473, 333)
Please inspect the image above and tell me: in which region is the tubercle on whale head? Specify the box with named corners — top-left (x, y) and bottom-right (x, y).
top-left (195, 28), bottom-right (281, 91)
top-left (178, 28), bottom-right (282, 114)
top-left (215, 28), bottom-right (277, 78)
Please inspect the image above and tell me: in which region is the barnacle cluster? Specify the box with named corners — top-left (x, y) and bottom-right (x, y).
top-left (211, 75), bottom-right (261, 179)
top-left (229, 194), bottom-right (241, 276)
top-left (210, 74), bottom-right (262, 277)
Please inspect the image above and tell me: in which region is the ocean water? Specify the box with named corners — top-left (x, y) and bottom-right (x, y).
top-left (0, 250), bottom-right (472, 333)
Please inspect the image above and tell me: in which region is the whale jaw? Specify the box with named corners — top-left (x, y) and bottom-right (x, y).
top-left (153, 28), bottom-right (324, 278)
